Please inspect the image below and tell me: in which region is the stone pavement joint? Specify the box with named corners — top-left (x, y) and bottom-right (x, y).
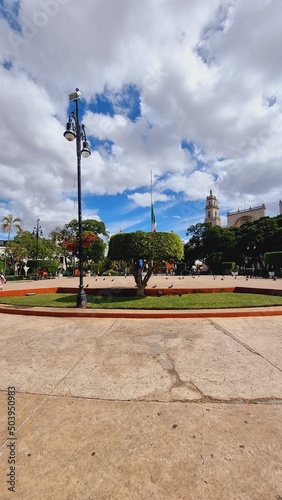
top-left (209, 318), bottom-right (282, 374)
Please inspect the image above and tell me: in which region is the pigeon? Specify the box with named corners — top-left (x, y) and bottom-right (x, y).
top-left (168, 284), bottom-right (173, 288)
top-left (111, 279), bottom-right (114, 281)
top-left (85, 284), bottom-right (89, 288)
top-left (152, 284), bottom-right (157, 288)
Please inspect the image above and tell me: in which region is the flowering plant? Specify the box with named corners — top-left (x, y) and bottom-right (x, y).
top-left (63, 231), bottom-right (97, 252)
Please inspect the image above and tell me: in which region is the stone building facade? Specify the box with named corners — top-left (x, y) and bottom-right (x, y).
top-left (227, 205), bottom-right (266, 227)
top-left (204, 192), bottom-right (280, 228)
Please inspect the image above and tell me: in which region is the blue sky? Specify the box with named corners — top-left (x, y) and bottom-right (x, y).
top-left (1, 0), bottom-right (282, 242)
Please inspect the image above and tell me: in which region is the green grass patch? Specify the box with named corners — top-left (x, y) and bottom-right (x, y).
top-left (0, 292), bottom-right (282, 309)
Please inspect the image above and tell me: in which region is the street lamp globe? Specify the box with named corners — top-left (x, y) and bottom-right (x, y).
top-left (64, 120), bottom-right (76, 141)
top-left (81, 140), bottom-right (91, 158)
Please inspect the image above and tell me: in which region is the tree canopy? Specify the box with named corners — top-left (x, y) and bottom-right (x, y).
top-left (50, 218), bottom-right (107, 270)
top-left (1, 214), bottom-right (23, 240)
top-left (108, 231), bottom-right (184, 295)
top-left (185, 215), bottom-right (282, 274)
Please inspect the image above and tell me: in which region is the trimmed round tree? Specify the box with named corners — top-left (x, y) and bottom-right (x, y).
top-left (108, 231), bottom-right (184, 295)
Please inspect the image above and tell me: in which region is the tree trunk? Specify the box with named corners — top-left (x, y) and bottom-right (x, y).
top-left (131, 259), bottom-right (159, 296)
top-left (135, 268), bottom-right (146, 296)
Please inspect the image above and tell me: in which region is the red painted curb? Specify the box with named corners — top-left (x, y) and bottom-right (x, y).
top-left (1, 286), bottom-right (282, 318)
top-left (0, 304), bottom-right (282, 319)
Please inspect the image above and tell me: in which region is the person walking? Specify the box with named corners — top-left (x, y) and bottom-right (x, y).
top-left (0, 273), bottom-right (6, 290)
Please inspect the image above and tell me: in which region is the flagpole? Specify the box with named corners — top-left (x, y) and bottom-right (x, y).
top-left (151, 170), bottom-right (153, 232)
top-left (151, 170), bottom-right (153, 208)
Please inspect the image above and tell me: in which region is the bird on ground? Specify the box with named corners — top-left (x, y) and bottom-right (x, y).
top-left (168, 284), bottom-right (173, 288)
top-left (111, 279), bottom-right (114, 281)
top-left (85, 284), bottom-right (89, 288)
top-left (152, 284), bottom-right (157, 288)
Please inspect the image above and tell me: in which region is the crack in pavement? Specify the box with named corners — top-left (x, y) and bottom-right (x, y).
top-left (209, 319), bottom-right (282, 374)
top-left (2, 390), bottom-right (282, 406)
top-left (146, 338), bottom-right (204, 399)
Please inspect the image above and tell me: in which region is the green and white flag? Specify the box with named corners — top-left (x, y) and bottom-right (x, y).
top-left (151, 204), bottom-right (157, 232)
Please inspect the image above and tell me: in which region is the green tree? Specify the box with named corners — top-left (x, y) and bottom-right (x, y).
top-left (185, 223), bottom-right (208, 268)
top-left (59, 219), bottom-right (108, 239)
top-left (1, 214), bottom-right (23, 240)
top-left (5, 241), bottom-right (28, 275)
top-left (237, 217), bottom-right (281, 272)
top-left (185, 223), bottom-right (239, 273)
top-left (108, 231), bottom-right (184, 295)
top-left (202, 225), bottom-right (239, 273)
top-left (14, 231), bottom-right (59, 260)
top-left (264, 252), bottom-right (282, 276)
top-left (1, 214), bottom-right (23, 273)
top-left (51, 218), bottom-right (108, 271)
top-left (83, 238), bottom-right (106, 264)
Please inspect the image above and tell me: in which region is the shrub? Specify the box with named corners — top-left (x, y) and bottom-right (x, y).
top-left (222, 262), bottom-right (236, 274)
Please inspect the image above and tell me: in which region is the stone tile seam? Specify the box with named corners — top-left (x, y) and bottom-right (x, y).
top-left (209, 319), bottom-right (282, 374)
top-left (44, 318), bottom-right (119, 397)
top-left (0, 321), bottom-right (119, 449)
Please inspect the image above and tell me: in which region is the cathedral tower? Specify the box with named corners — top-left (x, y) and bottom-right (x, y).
top-left (205, 190), bottom-right (221, 227)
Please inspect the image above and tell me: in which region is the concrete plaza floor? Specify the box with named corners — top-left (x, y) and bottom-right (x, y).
top-left (0, 276), bottom-right (282, 498)
top-left (2, 272), bottom-right (282, 293)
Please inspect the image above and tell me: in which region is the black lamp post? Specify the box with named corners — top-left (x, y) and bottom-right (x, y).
top-left (32, 219), bottom-right (43, 279)
top-left (246, 241), bottom-right (256, 277)
top-left (63, 88), bottom-right (91, 308)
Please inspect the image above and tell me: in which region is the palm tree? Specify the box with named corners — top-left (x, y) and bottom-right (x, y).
top-left (1, 215), bottom-right (23, 273)
top-left (1, 214), bottom-right (23, 240)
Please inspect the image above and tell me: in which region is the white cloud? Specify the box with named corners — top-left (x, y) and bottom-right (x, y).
top-left (128, 192), bottom-right (174, 208)
top-left (0, 0), bottom-right (282, 238)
